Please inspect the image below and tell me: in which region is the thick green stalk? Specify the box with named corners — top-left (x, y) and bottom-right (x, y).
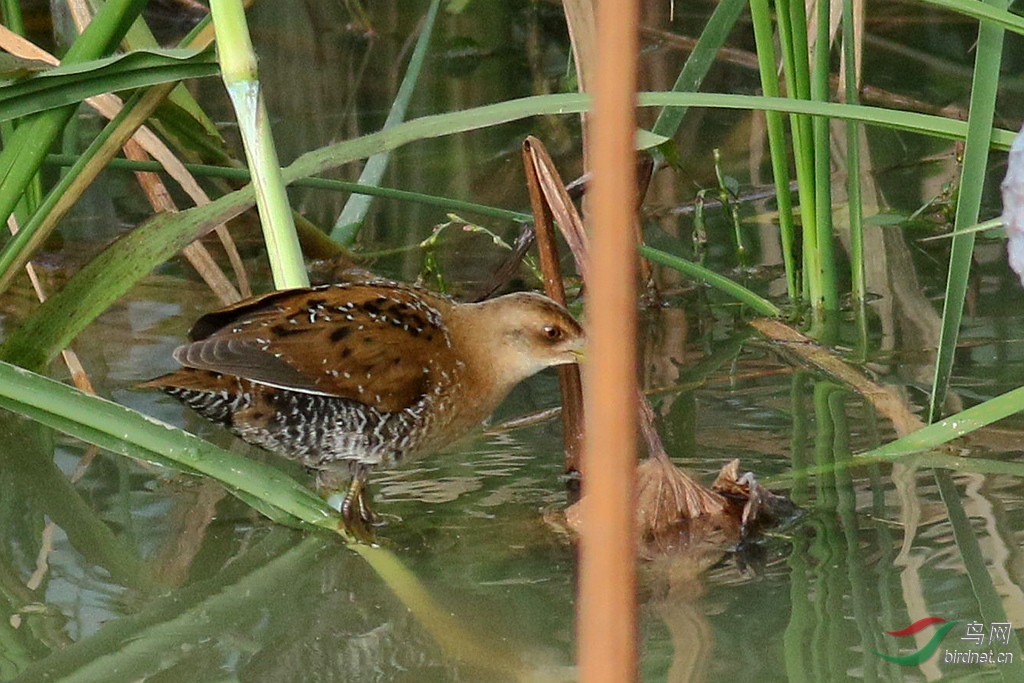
top-left (928, 0), bottom-right (1007, 422)
top-left (210, 0), bottom-right (308, 289)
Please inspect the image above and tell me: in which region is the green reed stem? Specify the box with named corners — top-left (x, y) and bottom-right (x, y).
top-left (640, 245), bottom-right (781, 316)
top-left (842, 1), bottom-right (864, 307)
top-left (749, 0), bottom-right (798, 301)
top-left (332, 0), bottom-right (441, 245)
top-left (811, 0), bottom-right (837, 315)
top-left (777, 0), bottom-right (819, 305)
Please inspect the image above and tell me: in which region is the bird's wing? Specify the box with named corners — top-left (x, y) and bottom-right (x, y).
top-left (172, 283), bottom-right (455, 412)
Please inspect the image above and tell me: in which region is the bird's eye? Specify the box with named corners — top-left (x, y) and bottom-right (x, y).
top-left (542, 325), bottom-right (563, 341)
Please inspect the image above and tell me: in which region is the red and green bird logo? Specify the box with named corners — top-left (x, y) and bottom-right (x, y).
top-left (874, 617), bottom-right (958, 665)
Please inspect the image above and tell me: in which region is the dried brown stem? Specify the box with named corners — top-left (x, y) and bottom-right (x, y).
top-left (122, 140), bottom-right (242, 305)
top-left (522, 136), bottom-right (585, 472)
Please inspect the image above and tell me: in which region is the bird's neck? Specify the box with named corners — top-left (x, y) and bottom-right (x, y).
top-left (445, 302), bottom-right (527, 403)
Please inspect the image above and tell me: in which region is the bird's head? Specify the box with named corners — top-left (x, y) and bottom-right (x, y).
top-left (454, 291), bottom-right (585, 390)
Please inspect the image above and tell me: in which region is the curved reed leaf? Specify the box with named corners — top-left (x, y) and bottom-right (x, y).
top-left (2, 91), bottom-right (1004, 370)
top-left (0, 204), bottom-right (240, 369)
top-left (0, 359), bottom-right (344, 535)
top-left (918, 0), bottom-right (1024, 35)
top-left (863, 385), bottom-right (1024, 462)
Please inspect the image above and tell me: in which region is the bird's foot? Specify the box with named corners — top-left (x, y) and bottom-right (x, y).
top-left (319, 469), bottom-right (383, 543)
top-left (339, 480), bottom-right (378, 544)
top-left (341, 505), bottom-right (377, 543)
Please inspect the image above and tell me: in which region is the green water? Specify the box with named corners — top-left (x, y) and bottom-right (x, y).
top-left (3, 1), bottom-right (1024, 681)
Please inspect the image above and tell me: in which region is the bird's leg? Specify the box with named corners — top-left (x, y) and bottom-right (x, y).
top-left (317, 466), bottom-right (377, 543)
top-left (341, 474), bottom-right (378, 542)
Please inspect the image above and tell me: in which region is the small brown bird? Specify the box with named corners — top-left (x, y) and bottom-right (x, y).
top-left (142, 280), bottom-right (584, 539)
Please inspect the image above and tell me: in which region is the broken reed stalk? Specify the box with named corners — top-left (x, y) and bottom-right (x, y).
top-left (522, 136), bottom-right (586, 472)
top-left (524, 133), bottom-right (733, 532)
top-left (523, 135), bottom-right (725, 529)
top-left (522, 136), bottom-right (591, 279)
top-left (210, 0), bottom-right (308, 290)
